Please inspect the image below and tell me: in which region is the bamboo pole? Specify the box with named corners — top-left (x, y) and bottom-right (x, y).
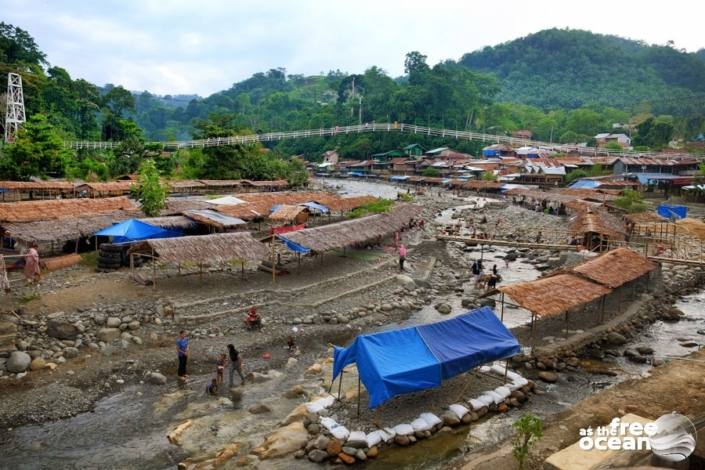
top-left (151, 248), bottom-right (156, 289)
top-left (500, 292), bottom-right (505, 322)
top-left (357, 375), bottom-right (361, 418)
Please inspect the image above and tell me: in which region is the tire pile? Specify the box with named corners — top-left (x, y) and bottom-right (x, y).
top-left (96, 243), bottom-right (143, 272)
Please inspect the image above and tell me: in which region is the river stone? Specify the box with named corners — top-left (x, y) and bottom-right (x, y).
top-left (326, 439), bottom-right (342, 457)
top-left (304, 363), bottom-right (322, 376)
top-left (396, 274), bottom-right (416, 289)
top-left (355, 449), bottom-right (367, 461)
top-left (441, 410), bottom-right (460, 426)
top-left (6, 351), bottom-right (31, 373)
top-left (252, 421), bottom-right (308, 460)
top-left (98, 328), bottom-right (121, 343)
top-left (394, 435), bottom-right (410, 446)
top-left (106, 317), bottom-right (121, 328)
top-left (128, 321), bottom-right (141, 330)
top-left (148, 372), bottom-right (167, 385)
top-left (312, 434), bottom-right (329, 450)
top-left (680, 341), bottom-right (698, 348)
top-left (308, 449), bottom-right (328, 463)
top-left (435, 303), bottom-right (452, 315)
top-left (46, 319), bottom-right (79, 340)
top-left (284, 384), bottom-right (305, 399)
top-left (367, 446), bottom-right (379, 458)
top-left (606, 332), bottom-right (627, 345)
top-left (538, 371), bottom-right (558, 383)
top-left (338, 452), bottom-right (355, 464)
top-left (30, 357), bottom-right (46, 370)
top-left (63, 347), bottom-right (79, 359)
top-left (248, 403), bottom-right (272, 414)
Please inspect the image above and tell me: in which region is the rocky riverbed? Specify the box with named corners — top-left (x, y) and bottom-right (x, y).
top-left (2, 180), bottom-right (705, 469)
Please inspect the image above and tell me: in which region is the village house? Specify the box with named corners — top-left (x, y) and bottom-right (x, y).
top-left (594, 133), bottom-right (631, 148)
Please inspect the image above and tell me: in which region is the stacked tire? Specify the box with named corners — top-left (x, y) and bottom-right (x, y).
top-left (97, 244), bottom-right (122, 272)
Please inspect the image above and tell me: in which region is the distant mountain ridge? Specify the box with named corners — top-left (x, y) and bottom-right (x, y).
top-left (459, 28), bottom-right (705, 113)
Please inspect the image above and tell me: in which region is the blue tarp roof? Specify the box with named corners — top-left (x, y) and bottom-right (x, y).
top-left (569, 179), bottom-right (601, 189)
top-left (278, 236), bottom-right (310, 254)
top-left (389, 175), bottom-right (410, 182)
top-left (302, 201), bottom-right (329, 214)
top-left (332, 307), bottom-right (520, 408)
top-left (95, 219), bottom-right (181, 243)
top-left (349, 171), bottom-right (366, 177)
top-left (657, 204), bottom-right (688, 220)
top-left (630, 173), bottom-right (682, 185)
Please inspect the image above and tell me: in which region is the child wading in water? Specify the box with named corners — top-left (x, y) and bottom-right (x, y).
top-left (216, 353), bottom-right (226, 386)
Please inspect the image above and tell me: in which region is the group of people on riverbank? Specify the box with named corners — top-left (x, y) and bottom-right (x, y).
top-left (175, 330), bottom-right (246, 396)
top-left (471, 260), bottom-right (502, 290)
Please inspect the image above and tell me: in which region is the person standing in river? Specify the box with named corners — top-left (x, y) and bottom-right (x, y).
top-left (176, 330), bottom-right (189, 379)
top-left (398, 243), bottom-right (407, 272)
top-left (227, 344), bottom-right (245, 387)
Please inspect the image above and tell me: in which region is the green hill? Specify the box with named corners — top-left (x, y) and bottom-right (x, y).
top-left (460, 28), bottom-right (705, 114)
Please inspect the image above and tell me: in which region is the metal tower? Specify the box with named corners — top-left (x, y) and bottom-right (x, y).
top-left (4, 72), bottom-right (26, 143)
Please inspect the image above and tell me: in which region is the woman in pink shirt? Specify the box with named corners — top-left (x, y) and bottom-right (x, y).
top-left (398, 244), bottom-right (407, 272)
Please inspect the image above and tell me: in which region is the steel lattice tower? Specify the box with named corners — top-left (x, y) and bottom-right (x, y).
top-left (4, 72), bottom-right (26, 143)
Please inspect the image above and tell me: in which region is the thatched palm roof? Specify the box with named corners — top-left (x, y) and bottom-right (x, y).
top-left (0, 197), bottom-right (137, 223)
top-left (570, 209), bottom-right (627, 239)
top-left (278, 203), bottom-right (421, 253)
top-left (498, 273), bottom-right (610, 318)
top-left (130, 232), bottom-right (268, 265)
top-left (269, 205), bottom-right (308, 221)
top-left (3, 211), bottom-right (140, 244)
top-left (570, 247), bottom-right (655, 289)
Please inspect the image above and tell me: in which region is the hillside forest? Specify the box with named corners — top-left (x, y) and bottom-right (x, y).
top-left (1, 23), bottom-right (705, 182)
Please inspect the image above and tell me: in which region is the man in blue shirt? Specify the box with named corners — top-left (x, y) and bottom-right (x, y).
top-left (176, 330), bottom-right (189, 378)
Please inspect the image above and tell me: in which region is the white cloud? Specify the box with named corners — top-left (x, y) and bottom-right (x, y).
top-left (0, 0), bottom-right (703, 95)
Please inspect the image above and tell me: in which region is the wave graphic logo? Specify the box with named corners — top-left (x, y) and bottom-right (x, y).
top-left (649, 412), bottom-right (697, 462)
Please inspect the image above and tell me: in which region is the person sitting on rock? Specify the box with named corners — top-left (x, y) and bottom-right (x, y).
top-left (245, 307), bottom-right (262, 330)
top-left (205, 378), bottom-right (218, 396)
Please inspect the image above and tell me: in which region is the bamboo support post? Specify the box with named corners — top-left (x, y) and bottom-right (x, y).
top-left (357, 375), bottom-right (361, 418)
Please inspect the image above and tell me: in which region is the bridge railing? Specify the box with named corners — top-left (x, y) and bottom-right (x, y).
top-left (63, 122), bottom-right (705, 159)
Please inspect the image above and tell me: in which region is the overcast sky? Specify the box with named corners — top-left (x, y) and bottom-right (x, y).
top-left (2, 0), bottom-right (703, 96)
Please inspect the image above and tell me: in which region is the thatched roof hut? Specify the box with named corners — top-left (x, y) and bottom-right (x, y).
top-left (498, 273), bottom-right (610, 318)
top-left (130, 232), bottom-right (268, 265)
top-left (0, 197), bottom-right (136, 223)
top-left (278, 203), bottom-right (421, 253)
top-left (183, 210), bottom-right (246, 229)
top-left (269, 205), bottom-right (309, 223)
top-left (75, 181), bottom-right (135, 197)
top-left (570, 209), bottom-right (627, 240)
top-left (570, 247), bottom-right (655, 289)
top-left (138, 216), bottom-right (196, 230)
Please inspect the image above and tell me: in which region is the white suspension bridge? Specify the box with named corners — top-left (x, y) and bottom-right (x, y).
top-left (62, 122), bottom-right (705, 159)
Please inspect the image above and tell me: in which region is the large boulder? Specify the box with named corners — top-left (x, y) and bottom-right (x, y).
top-left (106, 317), bottom-right (121, 328)
top-left (606, 332), bottom-right (627, 346)
top-left (538, 371), bottom-right (558, 383)
top-left (46, 319), bottom-right (79, 340)
top-left (396, 275), bottom-right (416, 289)
top-left (252, 421), bottom-right (308, 459)
top-left (6, 351), bottom-right (31, 373)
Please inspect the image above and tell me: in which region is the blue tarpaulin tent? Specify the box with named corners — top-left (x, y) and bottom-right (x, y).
top-left (657, 204), bottom-right (688, 220)
top-left (95, 219), bottom-right (181, 243)
top-left (332, 307), bottom-right (520, 408)
top-left (302, 202), bottom-right (330, 214)
top-left (569, 179), bottom-right (601, 189)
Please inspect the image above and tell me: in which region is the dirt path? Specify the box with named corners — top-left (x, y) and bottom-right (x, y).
top-left (458, 349), bottom-right (705, 470)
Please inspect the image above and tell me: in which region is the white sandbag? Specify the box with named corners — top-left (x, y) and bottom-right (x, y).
top-left (346, 431), bottom-right (367, 447)
top-left (479, 365), bottom-right (492, 373)
top-left (508, 382), bottom-right (523, 391)
top-left (306, 395), bottom-right (335, 413)
top-left (486, 390), bottom-right (504, 404)
top-left (319, 416), bottom-right (338, 432)
top-left (513, 376), bottom-right (529, 387)
top-left (449, 404), bottom-right (469, 420)
top-left (330, 425), bottom-right (350, 441)
top-left (366, 430), bottom-right (384, 448)
top-left (382, 428), bottom-right (396, 442)
top-left (468, 398), bottom-right (485, 410)
top-left (490, 364), bottom-right (506, 376)
top-left (476, 393), bottom-right (495, 407)
top-left (494, 386), bottom-right (511, 400)
top-left (393, 423), bottom-right (414, 436)
top-left (420, 412), bottom-right (442, 428)
top-left (506, 371), bottom-right (522, 382)
top-left (411, 417), bottom-right (431, 432)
